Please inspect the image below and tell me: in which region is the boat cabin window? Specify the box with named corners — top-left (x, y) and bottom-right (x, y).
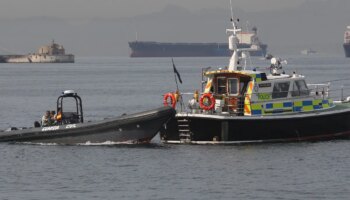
top-left (292, 80), bottom-right (310, 97)
top-left (240, 82), bottom-right (246, 94)
top-left (217, 77), bottom-right (227, 95)
top-left (228, 78), bottom-right (239, 96)
top-left (272, 82), bottom-right (290, 99)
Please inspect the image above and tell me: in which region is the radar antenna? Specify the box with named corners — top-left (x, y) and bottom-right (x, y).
top-left (229, 0), bottom-right (234, 22)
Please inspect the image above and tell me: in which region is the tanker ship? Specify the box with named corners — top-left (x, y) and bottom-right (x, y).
top-left (0, 40), bottom-right (74, 63)
top-left (344, 26), bottom-right (350, 58)
top-left (129, 27), bottom-right (267, 57)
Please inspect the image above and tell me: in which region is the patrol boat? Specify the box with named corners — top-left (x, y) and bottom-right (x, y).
top-left (160, 15), bottom-right (350, 144)
top-left (0, 90), bottom-right (175, 144)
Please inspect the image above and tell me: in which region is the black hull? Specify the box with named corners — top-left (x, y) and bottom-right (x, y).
top-left (160, 105), bottom-right (350, 144)
top-left (344, 43), bottom-right (350, 58)
top-left (129, 41), bottom-right (268, 57)
top-left (0, 107), bottom-right (175, 144)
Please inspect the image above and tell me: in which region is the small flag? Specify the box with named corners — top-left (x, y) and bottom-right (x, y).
top-left (172, 58), bottom-right (182, 84)
top-left (204, 79), bottom-right (212, 93)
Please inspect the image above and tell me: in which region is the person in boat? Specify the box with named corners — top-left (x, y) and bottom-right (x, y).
top-left (188, 90), bottom-right (200, 113)
top-left (55, 108), bottom-right (62, 124)
top-left (49, 110), bottom-right (56, 125)
top-left (41, 110), bottom-right (51, 127)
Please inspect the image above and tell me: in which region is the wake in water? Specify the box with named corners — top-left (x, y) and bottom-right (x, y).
top-left (17, 140), bottom-right (139, 146)
top-left (15, 140), bottom-right (165, 147)
top-left (79, 140), bottom-right (140, 146)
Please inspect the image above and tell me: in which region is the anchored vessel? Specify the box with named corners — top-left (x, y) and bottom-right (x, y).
top-left (160, 15), bottom-right (350, 144)
top-left (0, 90), bottom-right (175, 144)
top-left (344, 26), bottom-right (350, 58)
top-left (301, 49), bottom-right (317, 55)
top-left (0, 40), bottom-right (74, 63)
top-left (129, 27), bottom-right (267, 57)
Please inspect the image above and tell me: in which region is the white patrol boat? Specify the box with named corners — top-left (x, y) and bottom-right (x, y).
top-left (160, 7), bottom-right (350, 144)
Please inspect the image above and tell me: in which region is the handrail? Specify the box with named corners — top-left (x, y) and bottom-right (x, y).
top-left (170, 88), bottom-right (350, 100)
top-left (172, 90), bottom-right (345, 115)
top-left (310, 78), bottom-right (350, 84)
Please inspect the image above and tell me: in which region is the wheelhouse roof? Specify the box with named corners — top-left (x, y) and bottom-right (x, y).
top-left (204, 69), bottom-right (306, 83)
top-left (204, 69), bottom-right (262, 76)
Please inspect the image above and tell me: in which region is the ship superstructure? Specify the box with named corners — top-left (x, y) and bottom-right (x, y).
top-left (344, 26), bottom-right (350, 57)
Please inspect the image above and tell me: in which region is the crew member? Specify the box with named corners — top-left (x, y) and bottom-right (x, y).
top-left (50, 110), bottom-right (56, 125)
top-left (41, 111), bottom-right (51, 127)
top-left (55, 108), bottom-right (62, 124)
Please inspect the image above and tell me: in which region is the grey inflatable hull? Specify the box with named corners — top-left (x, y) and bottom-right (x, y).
top-left (0, 107), bottom-right (175, 144)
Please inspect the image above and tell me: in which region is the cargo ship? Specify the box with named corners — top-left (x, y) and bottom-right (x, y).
top-left (129, 27), bottom-right (267, 57)
top-left (344, 26), bottom-right (350, 58)
top-left (0, 40), bottom-right (74, 63)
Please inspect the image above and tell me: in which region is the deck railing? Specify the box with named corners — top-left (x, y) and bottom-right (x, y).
top-left (171, 83), bottom-right (350, 114)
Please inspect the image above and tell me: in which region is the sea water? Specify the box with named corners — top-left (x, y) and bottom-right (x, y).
top-left (0, 55), bottom-right (349, 199)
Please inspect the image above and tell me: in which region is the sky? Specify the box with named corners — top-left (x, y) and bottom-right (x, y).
top-left (0, 0), bottom-right (348, 56)
top-left (0, 0), bottom-right (306, 19)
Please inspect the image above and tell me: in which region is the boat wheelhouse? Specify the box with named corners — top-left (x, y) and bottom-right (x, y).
top-left (201, 66), bottom-right (333, 117)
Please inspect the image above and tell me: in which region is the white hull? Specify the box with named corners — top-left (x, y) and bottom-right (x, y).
top-left (5, 54), bottom-right (74, 63)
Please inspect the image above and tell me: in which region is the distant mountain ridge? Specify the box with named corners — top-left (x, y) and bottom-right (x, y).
top-left (0, 0), bottom-right (348, 56)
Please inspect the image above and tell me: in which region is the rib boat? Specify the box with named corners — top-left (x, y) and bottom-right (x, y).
top-left (160, 11), bottom-right (350, 144)
top-left (0, 90), bottom-right (175, 144)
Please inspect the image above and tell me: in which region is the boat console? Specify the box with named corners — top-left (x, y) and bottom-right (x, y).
top-left (56, 90), bottom-right (84, 125)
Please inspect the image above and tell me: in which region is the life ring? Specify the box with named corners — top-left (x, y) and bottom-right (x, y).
top-left (200, 93), bottom-right (215, 110)
top-left (163, 93), bottom-right (176, 108)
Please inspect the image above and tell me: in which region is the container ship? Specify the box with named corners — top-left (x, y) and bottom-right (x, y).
top-left (0, 40), bottom-right (74, 63)
top-left (344, 26), bottom-right (350, 58)
top-left (129, 27), bottom-right (267, 57)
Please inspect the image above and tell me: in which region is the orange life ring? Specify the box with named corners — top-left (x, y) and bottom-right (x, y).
top-left (200, 93), bottom-right (215, 110)
top-left (163, 93), bottom-right (176, 108)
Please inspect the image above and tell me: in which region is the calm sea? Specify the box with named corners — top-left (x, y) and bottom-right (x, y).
top-left (0, 55), bottom-right (349, 199)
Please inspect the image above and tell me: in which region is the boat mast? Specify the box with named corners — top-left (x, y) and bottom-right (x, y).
top-left (229, 0), bottom-right (234, 21)
top-left (227, 0), bottom-right (241, 71)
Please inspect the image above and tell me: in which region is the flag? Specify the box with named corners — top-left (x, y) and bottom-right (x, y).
top-left (204, 79), bottom-right (212, 93)
top-left (172, 58), bottom-right (182, 84)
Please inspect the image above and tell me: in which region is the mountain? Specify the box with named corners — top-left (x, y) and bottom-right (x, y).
top-left (0, 0), bottom-right (349, 56)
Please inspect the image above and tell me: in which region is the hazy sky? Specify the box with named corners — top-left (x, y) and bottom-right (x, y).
top-left (0, 0), bottom-right (348, 56)
top-left (0, 0), bottom-right (307, 19)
